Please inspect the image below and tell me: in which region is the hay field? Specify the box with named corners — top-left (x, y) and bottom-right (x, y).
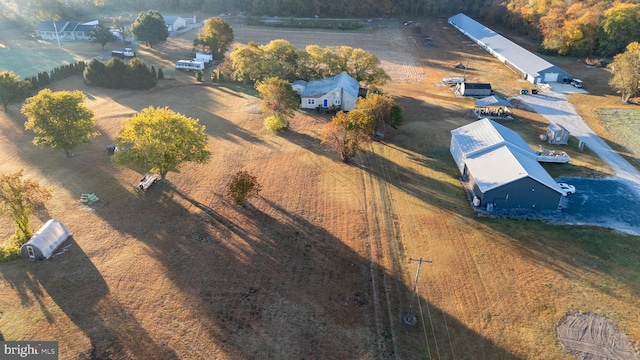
top-left (0, 18), bottom-right (638, 359)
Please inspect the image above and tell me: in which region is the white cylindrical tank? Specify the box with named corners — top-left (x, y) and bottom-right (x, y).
top-left (473, 196), bottom-right (481, 207)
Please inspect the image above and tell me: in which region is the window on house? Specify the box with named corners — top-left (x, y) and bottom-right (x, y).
top-left (334, 99), bottom-right (341, 105)
top-left (307, 99), bottom-right (315, 105)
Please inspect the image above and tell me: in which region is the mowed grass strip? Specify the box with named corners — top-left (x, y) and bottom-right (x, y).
top-left (599, 108), bottom-right (640, 158)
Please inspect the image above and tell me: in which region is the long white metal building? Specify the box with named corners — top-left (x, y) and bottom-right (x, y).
top-left (448, 13), bottom-right (572, 84)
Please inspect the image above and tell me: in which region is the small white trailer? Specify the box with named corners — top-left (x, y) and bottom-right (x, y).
top-left (194, 52), bottom-right (213, 63)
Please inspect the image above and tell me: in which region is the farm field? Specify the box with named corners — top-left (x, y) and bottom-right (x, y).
top-left (0, 17), bottom-right (639, 359)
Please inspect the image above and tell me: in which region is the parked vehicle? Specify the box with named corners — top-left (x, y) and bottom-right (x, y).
top-left (175, 60), bottom-right (205, 71)
top-left (557, 182), bottom-right (576, 196)
top-left (571, 79), bottom-right (583, 88)
top-left (111, 47), bottom-right (135, 59)
top-left (536, 147), bottom-right (570, 163)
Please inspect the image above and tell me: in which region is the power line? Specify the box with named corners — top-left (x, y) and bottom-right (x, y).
top-left (403, 258), bottom-right (432, 326)
top-left (415, 278), bottom-right (432, 359)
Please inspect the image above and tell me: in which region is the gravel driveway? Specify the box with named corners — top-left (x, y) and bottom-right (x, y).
top-left (516, 85), bottom-right (640, 235)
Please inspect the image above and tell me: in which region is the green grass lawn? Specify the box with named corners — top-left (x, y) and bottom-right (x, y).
top-left (0, 47), bottom-right (93, 79)
top-left (599, 108), bottom-right (640, 158)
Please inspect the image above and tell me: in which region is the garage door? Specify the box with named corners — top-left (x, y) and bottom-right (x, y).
top-left (544, 72), bottom-right (559, 82)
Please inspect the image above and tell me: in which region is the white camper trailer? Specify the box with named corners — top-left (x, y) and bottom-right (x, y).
top-left (175, 60), bottom-right (205, 71)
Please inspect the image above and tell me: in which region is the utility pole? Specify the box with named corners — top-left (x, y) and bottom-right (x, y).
top-left (463, 57), bottom-right (469, 81)
top-left (403, 257), bottom-right (432, 326)
top-left (53, 19), bottom-right (61, 47)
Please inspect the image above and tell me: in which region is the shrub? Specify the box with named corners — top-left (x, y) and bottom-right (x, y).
top-left (0, 243), bottom-right (21, 262)
top-left (263, 115), bottom-right (288, 132)
top-left (228, 170), bottom-right (262, 206)
top-left (388, 104), bottom-right (404, 128)
top-left (158, 68), bottom-right (164, 80)
top-left (195, 70), bottom-right (204, 82)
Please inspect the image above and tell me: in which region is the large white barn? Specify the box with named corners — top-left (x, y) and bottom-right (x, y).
top-left (450, 119), bottom-right (564, 211)
top-left (448, 13), bottom-right (572, 84)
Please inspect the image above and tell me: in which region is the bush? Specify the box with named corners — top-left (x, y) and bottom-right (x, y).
top-left (0, 243), bottom-right (21, 262)
top-left (158, 68), bottom-right (164, 80)
top-left (210, 69), bottom-right (219, 82)
top-left (228, 170), bottom-right (262, 206)
top-left (263, 115), bottom-right (288, 132)
top-left (195, 70), bottom-right (204, 82)
top-left (388, 104), bottom-right (404, 128)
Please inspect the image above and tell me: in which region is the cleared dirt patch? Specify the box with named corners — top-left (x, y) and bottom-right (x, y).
top-left (557, 312), bottom-right (640, 359)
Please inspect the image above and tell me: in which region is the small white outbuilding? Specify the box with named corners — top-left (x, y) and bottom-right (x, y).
top-left (20, 219), bottom-right (71, 260)
top-left (546, 123), bottom-right (570, 145)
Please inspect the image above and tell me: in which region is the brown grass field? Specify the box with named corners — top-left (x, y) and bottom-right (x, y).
top-left (0, 18), bottom-right (639, 359)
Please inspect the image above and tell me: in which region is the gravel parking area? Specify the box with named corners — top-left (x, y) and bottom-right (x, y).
top-left (556, 177), bottom-right (640, 235)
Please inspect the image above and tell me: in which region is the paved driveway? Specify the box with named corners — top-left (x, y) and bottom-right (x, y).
top-left (515, 85), bottom-right (640, 235)
top-left (556, 177), bottom-right (640, 235)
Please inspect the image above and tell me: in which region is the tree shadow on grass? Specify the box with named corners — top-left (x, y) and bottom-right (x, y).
top-left (154, 189), bottom-right (519, 359)
top-left (0, 237), bottom-right (178, 359)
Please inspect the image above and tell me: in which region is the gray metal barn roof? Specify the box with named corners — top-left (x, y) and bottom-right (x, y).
top-left (36, 21), bottom-right (68, 32)
top-left (451, 118), bottom-right (563, 193)
top-left (465, 144), bottom-right (559, 193)
top-left (448, 13), bottom-right (571, 82)
top-left (301, 72), bottom-right (359, 99)
top-left (451, 118), bottom-right (531, 157)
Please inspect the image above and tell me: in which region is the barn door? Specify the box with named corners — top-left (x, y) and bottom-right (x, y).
top-left (26, 246), bottom-right (35, 259)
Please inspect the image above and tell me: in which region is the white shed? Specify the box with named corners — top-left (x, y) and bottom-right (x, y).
top-left (546, 123), bottom-right (570, 145)
top-left (163, 15), bottom-right (187, 32)
top-left (20, 219), bottom-right (71, 260)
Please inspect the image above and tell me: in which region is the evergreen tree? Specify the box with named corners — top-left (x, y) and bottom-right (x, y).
top-left (0, 71), bottom-right (31, 112)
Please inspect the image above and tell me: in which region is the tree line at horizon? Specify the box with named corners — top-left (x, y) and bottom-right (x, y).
top-left (3, 0), bottom-right (639, 58)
